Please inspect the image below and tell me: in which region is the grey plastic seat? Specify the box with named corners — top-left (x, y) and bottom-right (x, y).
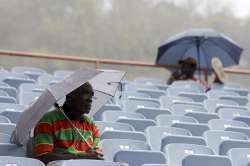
top-left (228, 148), bottom-right (250, 166)
top-left (0, 111), bottom-right (22, 123)
top-left (161, 135), bottom-right (206, 151)
top-left (167, 87), bottom-right (202, 96)
top-left (163, 143), bottom-right (214, 166)
top-left (117, 118), bottom-right (156, 132)
top-left (224, 87), bottom-right (249, 96)
top-left (12, 66), bottom-right (47, 79)
top-left (95, 121), bottom-right (134, 134)
top-left (216, 105), bottom-right (248, 114)
top-left (102, 111), bottom-right (145, 122)
top-left (0, 115), bottom-right (11, 123)
top-left (123, 91), bottom-right (151, 100)
top-left (47, 159), bottom-right (120, 166)
top-left (0, 96), bottom-right (17, 103)
top-left (123, 98), bottom-right (160, 112)
top-left (0, 133), bottom-right (10, 143)
top-left (219, 96), bottom-right (249, 106)
top-left (0, 156), bottom-right (44, 166)
top-left (0, 103), bottom-right (26, 112)
top-left (234, 116), bottom-right (250, 126)
top-left (204, 130), bottom-right (250, 155)
top-left (137, 88), bottom-right (166, 99)
top-left (134, 77), bottom-right (165, 85)
top-left (178, 92), bottom-right (208, 103)
top-left (156, 115), bottom-right (198, 127)
top-left (102, 139), bottom-right (150, 161)
top-left (0, 86), bottom-right (17, 99)
top-left (0, 89), bottom-right (8, 96)
top-left (171, 103), bottom-right (207, 115)
top-left (0, 143), bottom-right (26, 157)
top-left (182, 155), bottom-right (232, 166)
top-left (218, 108), bottom-right (250, 120)
top-left (207, 90), bottom-right (239, 98)
top-left (159, 96), bottom-right (193, 108)
top-left (93, 104), bottom-right (122, 121)
top-left (184, 111), bottom-right (219, 124)
top-left (136, 107), bottom-right (171, 120)
top-left (225, 127), bottom-right (250, 140)
top-left (146, 126), bottom-right (191, 151)
top-left (204, 99), bottom-right (238, 113)
top-left (19, 83), bottom-right (47, 93)
top-left (172, 122), bottom-right (210, 136)
top-left (3, 77), bottom-right (35, 89)
top-left (0, 123), bottom-right (16, 135)
top-left (209, 119), bottom-right (248, 131)
top-left (101, 130), bottom-right (147, 142)
top-left (124, 82), bottom-right (158, 92)
top-left (142, 165), bottom-right (168, 166)
top-left (114, 150), bottom-right (166, 166)
top-left (38, 75), bottom-right (64, 85)
top-left (0, 82), bottom-right (9, 87)
top-left (54, 70), bottom-right (74, 78)
top-left (171, 81), bottom-right (204, 91)
top-left (19, 92), bottom-right (42, 106)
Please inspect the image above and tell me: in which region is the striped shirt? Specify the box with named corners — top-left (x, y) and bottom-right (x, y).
top-left (33, 108), bottom-right (102, 157)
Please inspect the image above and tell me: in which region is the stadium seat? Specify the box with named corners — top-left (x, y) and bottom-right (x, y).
top-left (38, 75), bottom-right (64, 85)
top-left (95, 121), bottom-right (134, 134)
top-left (102, 139), bottom-right (150, 161)
top-left (0, 156), bottom-right (44, 166)
top-left (135, 107), bottom-right (171, 120)
top-left (225, 127), bottom-right (250, 139)
top-left (19, 83), bottom-right (46, 93)
top-left (123, 98), bottom-right (160, 112)
top-left (0, 133), bottom-right (10, 143)
top-left (204, 99), bottom-right (238, 113)
top-left (0, 115), bottom-right (11, 123)
top-left (0, 103), bottom-right (27, 112)
top-left (114, 150), bottom-right (167, 166)
top-left (117, 119), bottom-right (156, 132)
top-left (145, 126), bottom-right (191, 151)
top-left (178, 92), bottom-right (208, 103)
top-left (12, 66), bottom-right (47, 80)
top-left (208, 119), bottom-right (248, 131)
top-left (161, 135), bottom-right (206, 151)
top-left (224, 87), bottom-right (249, 96)
top-left (142, 165), bottom-right (168, 166)
top-left (0, 89), bottom-right (8, 96)
top-left (172, 122), bottom-right (210, 136)
top-left (0, 96), bottom-right (17, 103)
top-left (134, 77), bottom-right (165, 85)
top-left (47, 159), bottom-right (120, 166)
top-left (102, 111), bottom-right (145, 122)
top-left (171, 102), bottom-right (207, 115)
top-left (219, 96), bottom-right (249, 106)
top-left (216, 105), bottom-right (248, 113)
top-left (184, 112), bottom-right (219, 124)
top-left (204, 130), bottom-right (250, 155)
top-left (54, 70), bottom-right (74, 78)
top-left (2, 77), bottom-right (35, 89)
top-left (167, 87), bottom-right (202, 96)
top-left (182, 155), bottom-right (232, 166)
top-left (233, 116), bottom-right (250, 126)
top-left (207, 90), bottom-right (239, 98)
top-left (163, 143), bottom-right (214, 166)
top-left (159, 95), bottom-right (193, 108)
top-left (0, 86), bottom-right (17, 99)
top-left (101, 130), bottom-right (147, 142)
top-left (137, 88), bottom-right (166, 99)
top-left (0, 143), bottom-right (26, 157)
top-left (0, 111), bottom-right (22, 123)
top-left (228, 148), bottom-right (250, 166)
top-left (0, 123), bottom-right (16, 135)
top-left (19, 92), bottom-right (42, 106)
top-left (0, 82), bottom-right (9, 87)
top-left (124, 83), bottom-right (158, 92)
top-left (93, 104), bottom-right (122, 121)
top-left (156, 115), bottom-right (198, 127)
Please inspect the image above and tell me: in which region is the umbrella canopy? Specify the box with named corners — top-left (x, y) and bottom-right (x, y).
top-left (156, 28), bottom-right (243, 70)
top-left (11, 68), bottom-right (126, 145)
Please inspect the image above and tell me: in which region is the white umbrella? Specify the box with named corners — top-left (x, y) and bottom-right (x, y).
top-left (11, 68), bottom-right (126, 145)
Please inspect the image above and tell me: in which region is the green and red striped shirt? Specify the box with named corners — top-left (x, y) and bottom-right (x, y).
top-left (33, 108), bottom-right (102, 157)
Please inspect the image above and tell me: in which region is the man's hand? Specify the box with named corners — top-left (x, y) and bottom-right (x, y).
top-left (76, 150), bottom-right (104, 160)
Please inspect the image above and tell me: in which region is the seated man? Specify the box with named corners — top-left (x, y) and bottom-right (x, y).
top-left (167, 57), bottom-right (198, 85)
top-left (33, 82), bottom-right (103, 164)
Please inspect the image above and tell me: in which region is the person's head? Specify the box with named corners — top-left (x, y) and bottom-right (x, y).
top-left (179, 57), bottom-right (197, 78)
top-left (65, 82), bottom-right (94, 118)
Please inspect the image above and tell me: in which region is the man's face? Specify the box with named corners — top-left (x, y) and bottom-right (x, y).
top-left (67, 83), bottom-right (94, 118)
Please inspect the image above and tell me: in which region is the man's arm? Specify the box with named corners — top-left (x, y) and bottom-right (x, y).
top-left (37, 152), bottom-right (103, 165)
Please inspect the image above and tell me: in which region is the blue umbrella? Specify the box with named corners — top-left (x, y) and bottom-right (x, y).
top-left (156, 28), bottom-right (243, 71)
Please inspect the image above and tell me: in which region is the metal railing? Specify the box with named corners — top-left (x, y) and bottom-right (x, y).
top-left (0, 50), bottom-right (250, 81)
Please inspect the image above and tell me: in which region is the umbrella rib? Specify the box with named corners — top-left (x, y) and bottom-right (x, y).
top-left (201, 44), bottom-right (211, 70)
top-left (207, 39), bottom-right (238, 63)
top-left (94, 89), bottom-right (113, 96)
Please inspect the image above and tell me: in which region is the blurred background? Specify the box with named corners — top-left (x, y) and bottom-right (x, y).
top-left (0, 0), bottom-right (249, 86)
